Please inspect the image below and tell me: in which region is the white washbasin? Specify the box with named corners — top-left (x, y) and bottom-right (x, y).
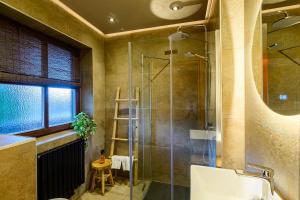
top-left (191, 165), bottom-right (282, 200)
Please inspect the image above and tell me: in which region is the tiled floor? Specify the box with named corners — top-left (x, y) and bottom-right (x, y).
top-left (79, 180), bottom-right (189, 200)
top-left (78, 179), bottom-right (149, 200)
top-left (144, 182), bottom-right (190, 200)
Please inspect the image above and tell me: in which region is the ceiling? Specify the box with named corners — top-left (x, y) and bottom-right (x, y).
top-left (59, 0), bottom-right (208, 34)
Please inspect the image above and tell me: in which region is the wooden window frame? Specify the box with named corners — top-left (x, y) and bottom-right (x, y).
top-left (0, 15), bottom-right (81, 137)
top-left (0, 82), bottom-right (80, 137)
top-left (19, 85), bottom-right (80, 137)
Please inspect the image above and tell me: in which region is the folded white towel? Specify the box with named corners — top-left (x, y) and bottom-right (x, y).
top-left (111, 155), bottom-right (133, 171)
top-left (111, 155), bottom-right (122, 169)
top-left (121, 156), bottom-right (130, 171)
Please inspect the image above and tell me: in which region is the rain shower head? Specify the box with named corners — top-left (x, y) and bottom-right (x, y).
top-left (272, 12), bottom-right (300, 30)
top-left (184, 51), bottom-right (207, 60)
top-left (184, 51), bottom-right (196, 57)
top-left (168, 31), bottom-right (190, 41)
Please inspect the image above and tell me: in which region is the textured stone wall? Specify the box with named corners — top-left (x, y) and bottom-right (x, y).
top-left (245, 0), bottom-right (300, 199)
top-left (0, 137), bottom-right (36, 200)
top-left (220, 0), bottom-right (246, 169)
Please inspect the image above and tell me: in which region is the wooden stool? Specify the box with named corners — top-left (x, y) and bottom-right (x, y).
top-left (90, 159), bottom-right (114, 195)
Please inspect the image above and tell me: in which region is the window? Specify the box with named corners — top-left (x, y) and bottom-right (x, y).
top-left (0, 84), bottom-right (77, 135)
top-left (0, 84), bottom-right (44, 134)
top-left (0, 16), bottom-right (80, 137)
top-left (48, 87), bottom-right (76, 127)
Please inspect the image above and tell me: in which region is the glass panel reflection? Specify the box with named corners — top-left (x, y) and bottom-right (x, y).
top-left (48, 87), bottom-right (76, 127)
top-left (0, 83), bottom-right (44, 134)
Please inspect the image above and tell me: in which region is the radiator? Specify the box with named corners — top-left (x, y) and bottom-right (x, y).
top-left (37, 139), bottom-right (85, 200)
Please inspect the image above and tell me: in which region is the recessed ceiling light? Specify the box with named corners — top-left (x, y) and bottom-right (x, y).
top-left (172, 5), bottom-right (179, 10)
top-left (107, 14), bottom-right (118, 24)
top-left (109, 17), bottom-right (115, 23)
top-left (170, 1), bottom-right (183, 11)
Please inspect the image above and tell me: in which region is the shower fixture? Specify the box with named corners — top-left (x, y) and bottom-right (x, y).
top-left (168, 24), bottom-right (211, 130)
top-left (272, 11), bottom-right (300, 30)
top-left (268, 43), bottom-right (279, 49)
top-left (151, 0), bottom-right (202, 20)
top-left (169, 0), bottom-right (202, 11)
top-left (263, 0), bottom-right (288, 4)
top-left (184, 51), bottom-right (208, 60)
top-left (168, 30), bottom-right (190, 41)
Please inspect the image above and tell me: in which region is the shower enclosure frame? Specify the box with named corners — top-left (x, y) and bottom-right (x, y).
top-left (127, 25), bottom-right (222, 200)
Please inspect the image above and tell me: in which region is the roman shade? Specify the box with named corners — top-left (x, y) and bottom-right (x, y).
top-left (0, 16), bottom-right (80, 87)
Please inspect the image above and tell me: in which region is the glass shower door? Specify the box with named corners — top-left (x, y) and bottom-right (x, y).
top-left (168, 28), bottom-right (217, 200)
top-left (140, 54), bottom-right (172, 200)
top-left (128, 28), bottom-right (217, 200)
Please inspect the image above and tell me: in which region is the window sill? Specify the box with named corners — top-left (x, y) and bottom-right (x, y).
top-left (0, 135), bottom-right (36, 151)
top-left (36, 129), bottom-right (79, 154)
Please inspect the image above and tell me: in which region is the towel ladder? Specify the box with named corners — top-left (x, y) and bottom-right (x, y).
top-left (109, 87), bottom-right (139, 185)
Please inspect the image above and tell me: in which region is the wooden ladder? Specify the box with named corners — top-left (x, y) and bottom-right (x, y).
top-left (109, 87), bottom-right (139, 185)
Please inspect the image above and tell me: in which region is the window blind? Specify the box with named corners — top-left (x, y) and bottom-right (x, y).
top-left (0, 16), bottom-right (80, 87)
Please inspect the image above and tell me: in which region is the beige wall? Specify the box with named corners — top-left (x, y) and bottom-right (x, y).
top-left (220, 0), bottom-right (246, 169)
top-left (252, 15), bottom-right (264, 97)
top-left (245, 0), bottom-right (300, 199)
top-left (220, 0), bottom-right (300, 198)
top-left (0, 137), bottom-right (36, 200)
top-left (0, 0), bottom-right (106, 196)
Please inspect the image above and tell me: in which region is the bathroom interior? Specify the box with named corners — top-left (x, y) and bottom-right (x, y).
top-left (0, 0), bottom-right (299, 200)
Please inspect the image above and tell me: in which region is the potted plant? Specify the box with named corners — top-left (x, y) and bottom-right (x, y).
top-left (72, 112), bottom-right (96, 149)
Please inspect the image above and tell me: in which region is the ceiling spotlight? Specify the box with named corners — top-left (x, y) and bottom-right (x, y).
top-left (169, 0), bottom-right (201, 11)
top-left (170, 1), bottom-right (183, 11)
top-left (109, 17), bottom-right (115, 23)
top-left (107, 14), bottom-right (118, 24)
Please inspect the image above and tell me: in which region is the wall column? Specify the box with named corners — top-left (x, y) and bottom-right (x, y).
top-left (220, 0), bottom-right (245, 169)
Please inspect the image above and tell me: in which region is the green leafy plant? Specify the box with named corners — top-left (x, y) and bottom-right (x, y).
top-left (72, 112), bottom-right (96, 149)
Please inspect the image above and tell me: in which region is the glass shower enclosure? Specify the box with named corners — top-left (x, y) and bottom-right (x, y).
top-left (127, 27), bottom-right (218, 200)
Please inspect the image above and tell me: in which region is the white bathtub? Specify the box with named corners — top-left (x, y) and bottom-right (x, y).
top-left (191, 165), bottom-right (282, 200)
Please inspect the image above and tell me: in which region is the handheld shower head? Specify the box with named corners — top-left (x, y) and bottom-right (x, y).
top-left (184, 51), bottom-right (207, 60)
top-left (268, 43), bottom-right (279, 49)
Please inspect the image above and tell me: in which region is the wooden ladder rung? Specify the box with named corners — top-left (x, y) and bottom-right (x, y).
top-left (112, 138), bottom-right (139, 143)
top-left (115, 99), bottom-right (138, 102)
top-left (112, 137), bottom-right (129, 141)
top-left (114, 117), bottom-right (139, 120)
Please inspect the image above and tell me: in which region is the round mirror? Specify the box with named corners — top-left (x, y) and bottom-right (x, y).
top-left (252, 1), bottom-right (300, 115)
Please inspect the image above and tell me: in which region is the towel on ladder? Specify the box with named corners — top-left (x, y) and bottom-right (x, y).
top-left (111, 155), bottom-right (133, 171)
top-left (111, 155), bottom-right (122, 169)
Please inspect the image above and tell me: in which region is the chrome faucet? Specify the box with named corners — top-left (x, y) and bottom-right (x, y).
top-left (235, 163), bottom-right (275, 195)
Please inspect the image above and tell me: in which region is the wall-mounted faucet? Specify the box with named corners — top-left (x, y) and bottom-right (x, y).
top-left (235, 163), bottom-right (275, 195)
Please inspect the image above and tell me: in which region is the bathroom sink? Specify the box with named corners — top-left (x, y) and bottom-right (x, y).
top-left (191, 165), bottom-right (282, 200)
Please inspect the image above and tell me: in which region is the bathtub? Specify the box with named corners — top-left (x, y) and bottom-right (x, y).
top-left (191, 165), bottom-right (282, 200)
